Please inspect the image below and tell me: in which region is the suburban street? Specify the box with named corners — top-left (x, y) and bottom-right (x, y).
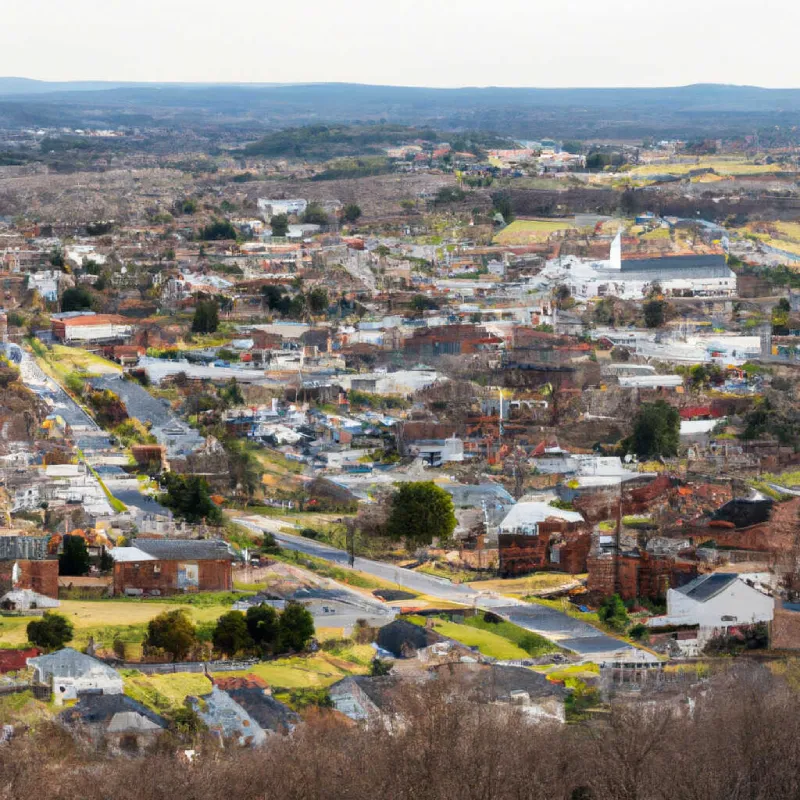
top-left (238, 514), bottom-right (657, 664)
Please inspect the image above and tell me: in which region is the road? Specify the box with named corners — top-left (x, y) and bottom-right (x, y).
top-left (20, 355), bottom-right (170, 516)
top-left (238, 514), bottom-right (657, 665)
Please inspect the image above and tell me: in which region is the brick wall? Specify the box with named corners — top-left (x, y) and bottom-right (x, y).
top-left (0, 560), bottom-right (59, 598)
top-left (113, 559), bottom-right (232, 596)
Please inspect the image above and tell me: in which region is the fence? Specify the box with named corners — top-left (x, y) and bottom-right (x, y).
top-left (0, 683), bottom-right (51, 701)
top-left (114, 658), bottom-right (260, 675)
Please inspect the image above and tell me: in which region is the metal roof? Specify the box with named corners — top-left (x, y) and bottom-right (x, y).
top-left (675, 573), bottom-right (739, 603)
top-left (135, 538), bottom-right (234, 561)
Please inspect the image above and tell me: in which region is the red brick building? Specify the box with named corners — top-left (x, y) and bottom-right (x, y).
top-left (0, 535), bottom-right (59, 599)
top-left (111, 539), bottom-right (233, 596)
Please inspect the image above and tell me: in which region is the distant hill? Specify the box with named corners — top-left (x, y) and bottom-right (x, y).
top-left (3, 81), bottom-right (800, 139)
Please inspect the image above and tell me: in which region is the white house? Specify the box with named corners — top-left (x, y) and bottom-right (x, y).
top-left (498, 502), bottom-right (584, 535)
top-left (648, 573), bottom-right (773, 635)
top-left (257, 198), bottom-right (308, 219)
top-left (28, 648), bottom-right (124, 704)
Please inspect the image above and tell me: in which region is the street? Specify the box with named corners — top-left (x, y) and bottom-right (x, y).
top-left (238, 514), bottom-right (658, 664)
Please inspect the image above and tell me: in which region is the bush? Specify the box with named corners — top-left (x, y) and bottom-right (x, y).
top-left (212, 611), bottom-right (254, 657)
top-left (146, 608), bottom-right (198, 661)
top-left (598, 594), bottom-right (630, 632)
top-left (629, 623), bottom-right (650, 642)
top-left (27, 612), bottom-right (74, 651)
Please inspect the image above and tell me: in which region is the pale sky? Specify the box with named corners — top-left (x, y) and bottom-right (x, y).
top-left (2, 0), bottom-right (799, 88)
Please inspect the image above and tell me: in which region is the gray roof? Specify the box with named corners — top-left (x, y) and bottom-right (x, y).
top-left (134, 538), bottom-right (233, 561)
top-left (675, 573), bottom-right (739, 603)
top-left (432, 663), bottom-right (567, 700)
top-left (28, 648), bottom-right (122, 681)
top-left (0, 535), bottom-right (50, 561)
top-left (60, 693), bottom-right (167, 729)
top-left (595, 264), bottom-right (734, 282)
top-left (225, 688), bottom-right (298, 732)
top-left (621, 254), bottom-right (728, 272)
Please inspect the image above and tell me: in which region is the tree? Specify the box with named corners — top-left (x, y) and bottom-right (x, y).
top-left (278, 602), bottom-right (315, 653)
top-left (199, 218), bottom-right (237, 241)
top-left (159, 473), bottom-right (222, 524)
top-left (213, 611), bottom-right (254, 657)
top-left (307, 287), bottom-right (328, 315)
top-left (491, 192), bottom-right (515, 223)
top-left (410, 294), bottom-right (439, 314)
top-left (386, 481), bottom-right (457, 545)
top-left (643, 298), bottom-right (667, 328)
top-left (146, 608), bottom-right (198, 661)
top-left (625, 400), bottom-right (680, 459)
top-left (59, 535), bottom-right (90, 576)
top-left (598, 594), bottom-right (630, 632)
top-left (192, 299), bottom-right (219, 334)
top-left (27, 612), bottom-right (73, 651)
top-left (342, 204), bottom-right (362, 223)
top-left (302, 203), bottom-right (329, 226)
top-left (370, 657), bottom-right (392, 676)
top-left (246, 603), bottom-right (280, 655)
top-left (270, 213), bottom-right (289, 237)
top-left (61, 286), bottom-right (94, 312)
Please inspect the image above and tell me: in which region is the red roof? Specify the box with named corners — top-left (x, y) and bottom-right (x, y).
top-left (0, 647), bottom-right (40, 673)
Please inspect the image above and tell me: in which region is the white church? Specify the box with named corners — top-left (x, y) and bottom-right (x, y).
top-left (536, 232), bottom-right (737, 301)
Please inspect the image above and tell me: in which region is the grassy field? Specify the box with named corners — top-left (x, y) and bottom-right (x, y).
top-left (468, 573), bottom-right (585, 598)
top-left (0, 598), bottom-right (237, 649)
top-left (41, 345), bottom-right (121, 379)
top-left (736, 221), bottom-right (800, 258)
top-left (494, 218), bottom-right (577, 244)
top-left (627, 158), bottom-right (784, 177)
top-left (406, 615), bottom-right (532, 660)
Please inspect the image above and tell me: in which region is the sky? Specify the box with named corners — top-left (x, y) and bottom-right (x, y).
top-left (2, 0), bottom-right (799, 88)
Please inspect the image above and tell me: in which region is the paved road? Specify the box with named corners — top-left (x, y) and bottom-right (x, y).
top-left (238, 514), bottom-right (657, 664)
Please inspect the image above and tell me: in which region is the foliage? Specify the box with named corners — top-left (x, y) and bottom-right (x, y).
top-left (60, 286), bottom-right (94, 312)
top-left (465, 612), bottom-right (560, 657)
top-left (370, 657), bottom-right (392, 676)
top-left (26, 612), bottom-right (74, 651)
top-left (146, 608), bottom-right (198, 661)
top-left (409, 294), bottom-right (439, 314)
top-left (59, 535), bottom-right (90, 577)
top-left (159, 473), bottom-right (223, 524)
top-left (597, 594), bottom-right (630, 632)
top-left (301, 203), bottom-right (329, 226)
top-left (270, 214), bottom-right (289, 237)
top-left (212, 611), bottom-right (254, 657)
top-left (386, 482), bottom-right (457, 545)
top-left (624, 399), bottom-right (680, 458)
top-left (307, 287), bottom-right (329, 315)
top-left (643, 298), bottom-right (668, 328)
top-left (342, 203), bottom-right (362, 223)
top-left (629, 623), bottom-right (650, 642)
top-left (246, 604), bottom-right (280, 656)
top-left (192, 299), bottom-right (219, 334)
top-left (490, 191), bottom-right (515, 222)
top-left (278, 602), bottom-right (315, 653)
top-left (199, 218), bottom-right (237, 241)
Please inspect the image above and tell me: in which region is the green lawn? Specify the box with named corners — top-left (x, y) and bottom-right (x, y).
top-left (494, 218), bottom-right (577, 244)
top-left (460, 614), bottom-right (562, 657)
top-left (407, 616), bottom-right (529, 660)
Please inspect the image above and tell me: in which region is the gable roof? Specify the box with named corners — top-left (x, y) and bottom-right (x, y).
top-left (28, 648), bottom-right (122, 681)
top-left (499, 502), bottom-right (584, 529)
top-left (224, 687), bottom-right (299, 733)
top-left (431, 662), bottom-right (567, 701)
top-left (376, 619), bottom-right (447, 658)
top-left (674, 573), bottom-right (740, 603)
top-left (60, 693), bottom-right (167, 730)
top-left (134, 538), bottom-right (233, 561)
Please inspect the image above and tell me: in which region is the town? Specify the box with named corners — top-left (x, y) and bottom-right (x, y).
top-left (2, 72), bottom-right (800, 798)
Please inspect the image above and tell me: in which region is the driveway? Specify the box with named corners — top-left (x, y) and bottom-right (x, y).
top-left (237, 515), bottom-right (657, 664)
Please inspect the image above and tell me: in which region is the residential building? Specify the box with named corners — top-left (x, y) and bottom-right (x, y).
top-left (28, 648), bottom-right (124, 703)
top-left (110, 539), bottom-right (233, 596)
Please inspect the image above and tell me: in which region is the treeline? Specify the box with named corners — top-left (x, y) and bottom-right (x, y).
top-left (244, 124), bottom-right (512, 160)
top-left (4, 664), bottom-right (800, 799)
